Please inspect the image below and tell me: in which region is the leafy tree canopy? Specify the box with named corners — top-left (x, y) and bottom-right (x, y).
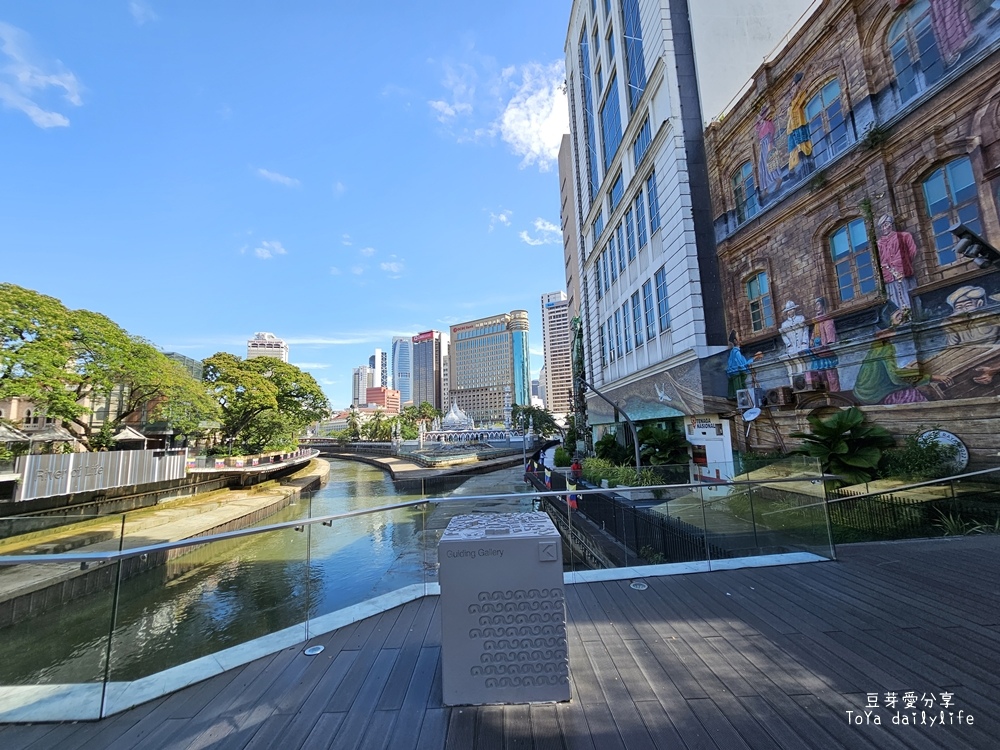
top-left (511, 404), bottom-right (561, 437)
top-left (203, 353), bottom-right (328, 453)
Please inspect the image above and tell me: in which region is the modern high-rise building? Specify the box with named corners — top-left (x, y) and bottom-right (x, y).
top-left (558, 135), bottom-right (582, 320)
top-left (246, 332), bottom-right (288, 363)
top-left (391, 336), bottom-right (413, 405)
top-left (563, 0), bottom-right (807, 461)
top-left (541, 291), bottom-right (572, 417)
top-left (411, 331), bottom-right (447, 411)
top-left (368, 349), bottom-right (388, 388)
top-left (449, 311), bottom-right (530, 424)
top-left (351, 365), bottom-right (373, 408)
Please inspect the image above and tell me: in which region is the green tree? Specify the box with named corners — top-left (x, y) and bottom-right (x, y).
top-left (790, 407), bottom-right (895, 486)
top-left (511, 404), bottom-right (560, 437)
top-left (345, 407), bottom-right (362, 441)
top-left (637, 425), bottom-right (690, 466)
top-left (203, 354), bottom-right (328, 453)
top-left (0, 284), bottom-right (218, 449)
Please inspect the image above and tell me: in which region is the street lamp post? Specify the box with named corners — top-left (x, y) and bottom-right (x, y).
top-left (576, 377), bottom-right (642, 477)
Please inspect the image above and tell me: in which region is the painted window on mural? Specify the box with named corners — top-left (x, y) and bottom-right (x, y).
top-left (805, 79), bottom-right (850, 166)
top-left (830, 219), bottom-right (877, 302)
top-left (888, 0), bottom-right (979, 104)
top-left (923, 156), bottom-right (982, 265)
top-left (732, 161), bottom-right (759, 224)
top-left (746, 272), bottom-right (775, 332)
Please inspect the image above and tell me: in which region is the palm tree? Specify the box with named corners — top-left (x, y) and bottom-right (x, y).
top-left (345, 408), bottom-right (362, 441)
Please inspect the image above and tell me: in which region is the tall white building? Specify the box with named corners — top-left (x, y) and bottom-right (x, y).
top-left (351, 365), bottom-right (373, 408)
top-left (369, 349), bottom-right (388, 388)
top-left (563, 0), bottom-right (803, 456)
top-left (541, 291), bottom-right (572, 417)
top-left (391, 336), bottom-right (413, 405)
top-left (246, 332), bottom-right (289, 363)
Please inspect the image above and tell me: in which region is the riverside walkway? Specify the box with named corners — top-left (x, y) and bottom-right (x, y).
top-left (3, 534), bottom-right (997, 748)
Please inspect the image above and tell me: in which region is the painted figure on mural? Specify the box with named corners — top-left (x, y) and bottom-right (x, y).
top-left (929, 0), bottom-right (976, 64)
top-left (726, 331), bottom-right (763, 399)
top-left (943, 285), bottom-right (1000, 385)
top-left (808, 297), bottom-right (840, 391)
top-left (779, 300), bottom-right (810, 354)
top-left (755, 104), bottom-right (783, 198)
top-left (876, 214), bottom-right (919, 313)
top-left (853, 302), bottom-right (951, 405)
top-left (786, 73), bottom-right (813, 177)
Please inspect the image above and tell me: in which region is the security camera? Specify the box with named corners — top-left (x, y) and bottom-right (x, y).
top-left (951, 223), bottom-right (1000, 269)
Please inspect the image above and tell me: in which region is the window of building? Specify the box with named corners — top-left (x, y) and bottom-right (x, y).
top-left (608, 237), bottom-right (619, 283)
top-left (614, 308), bottom-right (623, 358)
top-left (632, 116), bottom-right (651, 167)
top-left (607, 26), bottom-right (616, 65)
top-left (580, 28), bottom-right (600, 201)
top-left (654, 266), bottom-right (670, 331)
top-left (732, 161), bottom-right (759, 225)
top-left (923, 156), bottom-right (982, 265)
top-left (599, 321), bottom-right (607, 367)
top-left (602, 250), bottom-right (611, 292)
top-left (805, 79), bottom-right (850, 166)
top-left (607, 318), bottom-right (616, 362)
top-left (595, 263), bottom-right (602, 300)
top-left (596, 64), bottom-right (604, 93)
top-left (888, 0), bottom-right (944, 104)
top-left (600, 75), bottom-right (623, 170)
top-left (642, 279), bottom-right (656, 339)
top-left (621, 0), bottom-right (647, 111)
top-left (616, 222), bottom-right (626, 272)
top-left (746, 272), bottom-right (775, 332)
top-left (635, 191), bottom-right (647, 248)
top-left (609, 172), bottom-right (624, 211)
top-left (625, 208), bottom-right (636, 261)
top-left (604, 0), bottom-right (611, 19)
top-left (622, 302), bottom-right (632, 353)
top-left (631, 291), bottom-right (643, 347)
top-left (647, 172), bottom-right (660, 232)
top-left (830, 219), bottom-right (877, 302)
top-left (593, 210), bottom-right (604, 244)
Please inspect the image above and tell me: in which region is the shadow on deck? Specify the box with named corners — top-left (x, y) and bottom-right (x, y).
top-left (3, 535), bottom-right (999, 749)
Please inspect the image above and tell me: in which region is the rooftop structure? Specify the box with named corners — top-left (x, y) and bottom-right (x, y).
top-left (246, 332), bottom-right (289, 363)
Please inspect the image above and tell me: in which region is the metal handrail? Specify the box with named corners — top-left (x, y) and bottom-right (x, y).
top-left (0, 471), bottom-right (839, 566)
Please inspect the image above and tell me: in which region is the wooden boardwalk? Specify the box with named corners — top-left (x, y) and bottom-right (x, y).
top-left (3, 536), bottom-right (999, 749)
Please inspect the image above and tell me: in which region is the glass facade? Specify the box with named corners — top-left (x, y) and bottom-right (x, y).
top-left (601, 75), bottom-right (623, 171)
top-left (580, 28), bottom-right (600, 201)
top-left (621, 0), bottom-right (647, 111)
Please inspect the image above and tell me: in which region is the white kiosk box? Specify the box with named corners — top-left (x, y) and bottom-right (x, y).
top-left (438, 512), bottom-right (570, 706)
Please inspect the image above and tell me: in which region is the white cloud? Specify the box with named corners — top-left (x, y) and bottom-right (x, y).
top-left (341, 234), bottom-right (352, 246)
top-left (488, 209), bottom-right (512, 232)
top-left (254, 240), bottom-right (287, 259)
top-left (351, 265), bottom-right (364, 275)
top-left (129, 1), bottom-right (159, 25)
top-left (333, 181), bottom-right (346, 197)
top-left (498, 61), bottom-right (567, 171)
top-left (380, 258), bottom-right (404, 274)
top-left (0, 22), bottom-right (82, 128)
top-left (360, 246), bottom-right (376, 257)
top-left (256, 168), bottom-right (300, 187)
top-left (427, 61), bottom-right (478, 123)
top-left (519, 217), bottom-right (562, 246)
top-left (293, 362), bottom-right (330, 369)
top-left (330, 266), bottom-right (341, 275)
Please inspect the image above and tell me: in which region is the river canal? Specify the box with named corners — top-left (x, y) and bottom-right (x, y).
top-left (0, 459), bottom-right (531, 686)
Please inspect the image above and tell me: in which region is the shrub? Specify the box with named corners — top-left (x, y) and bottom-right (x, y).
top-left (554, 446), bottom-right (572, 467)
top-left (878, 429), bottom-right (960, 481)
top-left (595, 432), bottom-right (632, 465)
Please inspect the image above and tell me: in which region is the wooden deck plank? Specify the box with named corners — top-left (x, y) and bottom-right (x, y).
top-left (415, 708), bottom-right (449, 750)
top-left (474, 705), bottom-right (504, 750)
top-left (443, 707), bottom-right (476, 750)
top-left (385, 647), bottom-right (439, 750)
top-left (298, 711), bottom-right (346, 750)
top-left (376, 597), bottom-right (436, 711)
top-left (329, 649), bottom-right (398, 747)
top-left (501, 704), bottom-right (531, 750)
top-left (527, 704), bottom-right (563, 750)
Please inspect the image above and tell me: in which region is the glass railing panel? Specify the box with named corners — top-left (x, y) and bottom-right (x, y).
top-left (0, 513), bottom-right (125, 722)
top-left (102, 524), bottom-right (309, 715)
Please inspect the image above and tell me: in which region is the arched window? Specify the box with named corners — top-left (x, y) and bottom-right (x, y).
top-left (732, 162), bottom-right (759, 225)
top-left (805, 79), bottom-right (850, 166)
top-left (922, 156), bottom-right (982, 265)
top-left (888, 0), bottom-right (943, 103)
top-left (746, 272), bottom-right (774, 332)
top-left (830, 219), bottom-right (877, 302)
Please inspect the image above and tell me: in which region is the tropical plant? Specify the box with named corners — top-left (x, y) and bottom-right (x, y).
top-left (594, 432), bottom-right (632, 465)
top-left (934, 510), bottom-right (973, 536)
top-left (789, 407), bottom-right (895, 487)
top-left (553, 446), bottom-right (571, 467)
top-left (637, 425), bottom-right (689, 466)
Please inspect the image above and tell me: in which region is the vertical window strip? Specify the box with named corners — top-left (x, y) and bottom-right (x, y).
top-left (621, 0), bottom-right (647, 111)
top-left (635, 191), bottom-right (647, 248)
top-left (600, 75), bottom-right (623, 170)
top-left (642, 279), bottom-right (656, 339)
top-left (617, 223), bottom-right (626, 272)
top-left (622, 302), bottom-right (632, 353)
top-left (580, 29), bottom-right (600, 200)
top-left (632, 292), bottom-right (643, 347)
top-left (625, 208), bottom-right (636, 260)
top-left (647, 172), bottom-right (660, 232)
top-left (655, 266), bottom-right (670, 331)
top-left (632, 117), bottom-right (651, 166)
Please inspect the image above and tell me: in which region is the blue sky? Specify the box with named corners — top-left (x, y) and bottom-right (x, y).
top-left (0, 1), bottom-right (571, 409)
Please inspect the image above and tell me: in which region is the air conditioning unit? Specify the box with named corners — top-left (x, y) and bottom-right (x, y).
top-left (765, 386), bottom-right (796, 407)
top-left (791, 372), bottom-right (826, 393)
top-left (736, 388), bottom-right (766, 410)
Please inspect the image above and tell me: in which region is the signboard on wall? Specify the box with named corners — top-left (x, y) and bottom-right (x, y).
top-left (685, 415), bottom-right (736, 497)
top-left (15, 449), bottom-right (188, 502)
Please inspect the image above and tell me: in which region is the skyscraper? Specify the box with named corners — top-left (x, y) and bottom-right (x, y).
top-left (246, 332), bottom-right (289, 363)
top-left (351, 365), bottom-right (373, 408)
top-left (541, 291), bottom-right (572, 417)
top-left (411, 331), bottom-right (447, 411)
top-left (391, 336), bottom-right (413, 405)
top-left (449, 311), bottom-right (530, 424)
top-left (368, 349), bottom-right (388, 388)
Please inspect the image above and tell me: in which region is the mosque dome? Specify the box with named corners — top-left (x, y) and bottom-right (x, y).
top-left (441, 401), bottom-right (474, 430)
